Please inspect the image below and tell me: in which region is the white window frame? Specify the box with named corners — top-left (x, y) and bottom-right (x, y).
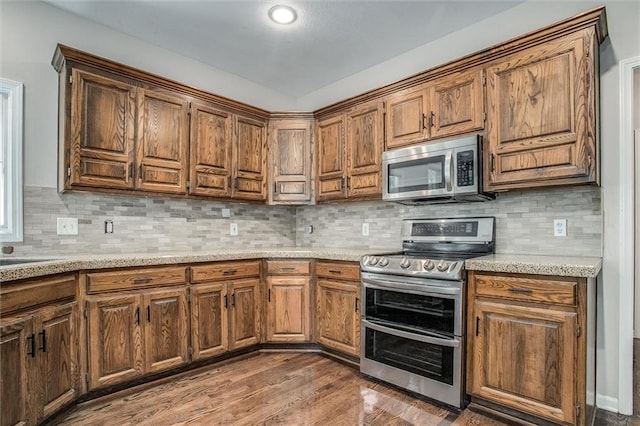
top-left (0, 78), bottom-right (24, 242)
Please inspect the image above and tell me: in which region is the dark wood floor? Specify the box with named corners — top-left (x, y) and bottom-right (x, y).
top-left (56, 342), bottom-right (640, 426)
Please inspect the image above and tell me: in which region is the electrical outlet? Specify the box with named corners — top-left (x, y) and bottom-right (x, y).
top-left (362, 223), bottom-right (370, 236)
top-left (230, 223), bottom-right (238, 236)
top-left (57, 217), bottom-right (78, 235)
top-left (554, 219), bottom-right (567, 237)
top-left (104, 220), bottom-right (114, 234)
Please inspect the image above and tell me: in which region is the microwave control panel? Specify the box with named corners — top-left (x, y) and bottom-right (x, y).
top-left (456, 150), bottom-right (474, 187)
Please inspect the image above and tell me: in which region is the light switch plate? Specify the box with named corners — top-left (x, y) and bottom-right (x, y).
top-left (554, 219), bottom-right (567, 237)
top-left (221, 208), bottom-right (231, 218)
top-left (230, 223), bottom-right (238, 236)
top-left (362, 223), bottom-right (370, 236)
top-left (57, 217), bottom-right (78, 235)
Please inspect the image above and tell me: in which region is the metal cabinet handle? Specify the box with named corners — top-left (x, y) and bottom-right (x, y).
top-left (476, 317), bottom-right (480, 336)
top-left (223, 269), bottom-right (237, 276)
top-left (38, 330), bottom-right (46, 353)
top-left (224, 294), bottom-right (228, 309)
top-left (355, 297), bottom-right (359, 313)
top-left (508, 288), bottom-right (533, 295)
top-left (136, 307), bottom-right (140, 325)
top-left (232, 293), bottom-right (236, 307)
top-left (421, 113), bottom-right (428, 130)
top-left (328, 269), bottom-right (342, 274)
top-left (133, 277), bottom-right (152, 284)
top-left (147, 305), bottom-right (151, 323)
top-left (280, 267), bottom-right (295, 272)
top-left (268, 288), bottom-right (271, 302)
top-left (27, 333), bottom-right (36, 358)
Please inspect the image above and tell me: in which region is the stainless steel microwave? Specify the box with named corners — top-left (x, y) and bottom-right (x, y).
top-left (382, 134), bottom-right (494, 204)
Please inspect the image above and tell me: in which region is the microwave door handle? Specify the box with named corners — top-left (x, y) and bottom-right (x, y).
top-left (362, 319), bottom-right (460, 348)
top-left (445, 151), bottom-right (453, 191)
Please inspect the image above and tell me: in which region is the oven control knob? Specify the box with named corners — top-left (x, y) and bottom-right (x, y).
top-left (399, 258), bottom-right (412, 269)
top-left (368, 256), bottom-right (379, 266)
top-left (436, 261), bottom-right (450, 272)
top-left (378, 257), bottom-right (389, 267)
top-left (423, 260), bottom-right (435, 271)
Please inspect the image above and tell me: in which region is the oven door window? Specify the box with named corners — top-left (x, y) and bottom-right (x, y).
top-left (365, 287), bottom-right (455, 338)
top-left (387, 155), bottom-right (445, 194)
top-left (364, 326), bottom-right (454, 385)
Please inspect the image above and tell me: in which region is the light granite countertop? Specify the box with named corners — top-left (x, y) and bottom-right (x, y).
top-left (0, 247), bottom-right (399, 282)
top-left (1, 249), bottom-right (602, 282)
top-left (465, 254), bottom-right (602, 278)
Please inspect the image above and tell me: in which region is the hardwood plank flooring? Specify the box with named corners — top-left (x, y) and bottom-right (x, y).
top-left (56, 353), bottom-right (520, 426)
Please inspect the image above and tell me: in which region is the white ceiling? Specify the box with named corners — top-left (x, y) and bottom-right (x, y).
top-left (45, 1), bottom-right (524, 98)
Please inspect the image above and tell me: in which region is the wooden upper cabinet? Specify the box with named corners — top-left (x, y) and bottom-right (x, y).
top-left (384, 86), bottom-right (429, 149)
top-left (268, 118), bottom-right (313, 204)
top-left (484, 29), bottom-right (598, 190)
top-left (429, 68), bottom-right (484, 140)
top-left (233, 115), bottom-right (267, 200)
top-left (346, 101), bottom-right (383, 198)
top-left (189, 102), bottom-right (233, 197)
top-left (70, 69), bottom-right (136, 189)
top-left (136, 88), bottom-right (189, 194)
top-left (316, 114), bottom-right (347, 201)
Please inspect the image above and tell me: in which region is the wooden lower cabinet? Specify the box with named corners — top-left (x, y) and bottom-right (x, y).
top-left (229, 279), bottom-right (260, 349)
top-left (466, 271), bottom-right (595, 426)
top-left (1, 316), bottom-right (33, 426)
top-left (266, 276), bottom-right (311, 342)
top-left (86, 287), bottom-right (188, 390)
top-left (190, 283), bottom-right (228, 360)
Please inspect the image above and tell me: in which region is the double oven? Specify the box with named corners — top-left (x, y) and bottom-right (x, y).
top-left (360, 217), bottom-right (495, 408)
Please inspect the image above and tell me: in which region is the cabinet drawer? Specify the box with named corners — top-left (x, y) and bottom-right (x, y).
top-left (316, 261), bottom-right (360, 281)
top-left (473, 273), bottom-right (577, 306)
top-left (1, 274), bottom-right (76, 315)
top-left (86, 266), bottom-right (187, 293)
top-left (191, 260), bottom-right (260, 283)
top-left (266, 260), bottom-right (310, 275)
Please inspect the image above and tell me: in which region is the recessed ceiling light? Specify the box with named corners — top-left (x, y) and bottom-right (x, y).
top-left (268, 5), bottom-right (297, 25)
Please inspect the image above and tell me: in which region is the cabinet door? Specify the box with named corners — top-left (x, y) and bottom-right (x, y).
top-left (484, 30), bottom-right (596, 190)
top-left (87, 295), bottom-right (143, 389)
top-left (429, 69), bottom-right (484, 140)
top-left (316, 115), bottom-right (347, 201)
top-left (233, 115), bottom-right (266, 200)
top-left (268, 119), bottom-right (313, 204)
top-left (316, 279), bottom-right (360, 357)
top-left (469, 300), bottom-right (577, 424)
top-left (385, 87), bottom-right (429, 149)
top-left (190, 283), bottom-right (228, 360)
top-left (36, 303), bottom-right (77, 419)
top-left (266, 276), bottom-right (310, 342)
top-left (346, 102), bottom-right (383, 198)
top-left (136, 88), bottom-right (189, 194)
top-left (229, 279), bottom-right (260, 350)
top-left (143, 288), bottom-right (189, 374)
top-left (0, 317), bottom-right (33, 426)
top-left (189, 102), bottom-right (233, 197)
top-left (70, 69), bottom-right (136, 189)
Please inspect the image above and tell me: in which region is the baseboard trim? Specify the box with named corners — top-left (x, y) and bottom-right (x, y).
top-left (596, 394), bottom-right (619, 413)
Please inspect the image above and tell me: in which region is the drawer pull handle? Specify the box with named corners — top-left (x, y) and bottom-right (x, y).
top-left (133, 277), bottom-right (152, 284)
top-left (280, 267), bottom-right (295, 272)
top-left (508, 288), bottom-right (533, 295)
top-left (328, 269), bottom-right (342, 274)
top-left (223, 269), bottom-right (237, 275)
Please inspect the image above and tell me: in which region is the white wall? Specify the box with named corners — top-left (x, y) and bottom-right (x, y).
top-left (1, 0), bottom-right (639, 413)
top-left (0, 1), bottom-right (294, 188)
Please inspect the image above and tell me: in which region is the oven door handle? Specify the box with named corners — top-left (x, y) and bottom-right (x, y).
top-left (362, 276), bottom-right (461, 297)
top-left (362, 319), bottom-right (460, 348)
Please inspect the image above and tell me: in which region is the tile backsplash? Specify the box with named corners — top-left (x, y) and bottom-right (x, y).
top-left (8, 185), bottom-right (602, 257)
top-left (10, 186), bottom-right (296, 256)
top-left (295, 186), bottom-right (602, 257)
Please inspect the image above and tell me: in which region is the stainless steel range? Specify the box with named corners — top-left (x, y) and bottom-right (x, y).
top-left (360, 217), bottom-right (495, 408)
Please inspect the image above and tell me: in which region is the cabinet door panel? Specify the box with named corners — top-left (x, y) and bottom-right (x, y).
top-left (470, 300), bottom-right (576, 424)
top-left (0, 317), bottom-right (32, 426)
top-left (430, 69), bottom-right (484, 139)
top-left (136, 89), bottom-right (189, 194)
top-left (385, 88), bottom-right (429, 149)
top-left (190, 103), bottom-right (233, 197)
top-left (234, 116), bottom-right (266, 200)
top-left (70, 69), bottom-right (136, 189)
top-left (485, 31), bottom-right (596, 189)
top-left (87, 295), bottom-right (143, 389)
top-left (269, 119), bottom-right (312, 203)
top-left (316, 115), bottom-right (346, 201)
top-left (191, 284), bottom-right (228, 360)
top-left (266, 276), bottom-right (310, 342)
top-left (37, 303), bottom-right (77, 419)
top-left (346, 102), bottom-right (383, 197)
top-left (143, 288), bottom-right (189, 373)
top-left (229, 279), bottom-right (260, 350)
top-left (316, 279), bottom-right (360, 356)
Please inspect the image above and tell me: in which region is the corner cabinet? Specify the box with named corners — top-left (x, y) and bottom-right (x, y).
top-left (233, 115), bottom-right (267, 200)
top-left (268, 117), bottom-right (314, 204)
top-left (316, 101), bottom-right (383, 202)
top-left (483, 28), bottom-right (599, 191)
top-left (466, 271), bottom-right (596, 426)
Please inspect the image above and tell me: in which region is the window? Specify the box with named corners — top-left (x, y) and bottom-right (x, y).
top-left (0, 78), bottom-right (23, 242)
